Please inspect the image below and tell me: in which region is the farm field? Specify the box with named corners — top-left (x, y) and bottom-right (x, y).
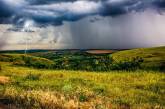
top-left (0, 46), bottom-right (165, 109)
top-left (86, 50), bottom-right (115, 54)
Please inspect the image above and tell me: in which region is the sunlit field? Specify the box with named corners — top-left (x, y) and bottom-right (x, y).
top-left (0, 47), bottom-right (165, 109)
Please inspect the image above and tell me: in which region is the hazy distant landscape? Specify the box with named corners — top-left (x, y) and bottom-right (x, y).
top-left (0, 46), bottom-right (165, 109)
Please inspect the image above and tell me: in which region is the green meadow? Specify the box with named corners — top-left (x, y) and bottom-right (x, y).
top-left (0, 46), bottom-right (165, 109)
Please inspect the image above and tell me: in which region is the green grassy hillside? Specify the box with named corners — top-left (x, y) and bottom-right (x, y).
top-left (0, 47), bottom-right (165, 108)
top-left (1, 46), bottom-right (165, 71)
top-left (30, 46), bottom-right (165, 71)
top-left (0, 62), bottom-right (165, 109)
top-left (112, 46), bottom-right (165, 70)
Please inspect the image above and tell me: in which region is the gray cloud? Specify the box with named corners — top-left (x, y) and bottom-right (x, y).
top-left (3, 10), bottom-right (165, 50)
top-left (66, 10), bottom-right (165, 49)
top-left (0, 0), bottom-right (165, 50)
top-left (0, 0), bottom-right (165, 27)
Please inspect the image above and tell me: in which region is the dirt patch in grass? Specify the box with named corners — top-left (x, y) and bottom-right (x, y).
top-left (86, 50), bottom-right (115, 54)
top-left (0, 103), bottom-right (17, 109)
top-left (0, 103), bottom-right (8, 109)
top-left (0, 76), bottom-right (10, 85)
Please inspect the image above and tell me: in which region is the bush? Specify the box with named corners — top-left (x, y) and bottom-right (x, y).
top-left (160, 62), bottom-right (165, 71)
top-left (0, 54), bottom-right (144, 71)
top-left (50, 56), bottom-right (143, 71)
top-left (0, 55), bottom-right (12, 62)
top-left (79, 93), bottom-right (88, 102)
top-left (22, 55), bottom-right (55, 69)
top-left (110, 57), bottom-right (144, 71)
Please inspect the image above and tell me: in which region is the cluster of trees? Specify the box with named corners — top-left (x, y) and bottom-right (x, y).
top-left (13, 55), bottom-right (55, 69)
top-left (0, 54), bottom-right (54, 69)
top-left (110, 57), bottom-right (144, 71)
top-left (0, 54), bottom-right (13, 62)
top-left (0, 54), bottom-right (144, 71)
top-left (52, 56), bottom-right (144, 71)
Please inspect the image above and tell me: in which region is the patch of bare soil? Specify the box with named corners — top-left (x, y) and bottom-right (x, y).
top-left (0, 103), bottom-right (17, 109)
top-left (86, 50), bottom-right (115, 54)
top-left (0, 99), bottom-right (17, 109)
top-left (0, 103), bottom-right (7, 109)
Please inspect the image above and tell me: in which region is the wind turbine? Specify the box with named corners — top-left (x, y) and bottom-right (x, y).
top-left (22, 20), bottom-right (35, 54)
top-left (25, 37), bottom-right (31, 54)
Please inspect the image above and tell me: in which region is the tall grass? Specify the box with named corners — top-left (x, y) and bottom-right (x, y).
top-left (0, 62), bottom-right (165, 108)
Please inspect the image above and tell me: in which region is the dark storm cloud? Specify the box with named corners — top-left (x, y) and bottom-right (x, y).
top-left (0, 0), bottom-right (165, 27)
top-left (0, 0), bottom-right (165, 50)
top-left (27, 0), bottom-right (78, 5)
top-left (68, 12), bottom-right (165, 49)
top-left (153, 0), bottom-right (165, 8)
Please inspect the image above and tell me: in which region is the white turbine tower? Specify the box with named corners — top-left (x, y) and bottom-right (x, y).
top-left (22, 20), bottom-right (34, 54)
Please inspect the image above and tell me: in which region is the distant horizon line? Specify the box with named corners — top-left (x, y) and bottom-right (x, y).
top-left (0, 48), bottom-right (127, 51)
top-left (0, 46), bottom-right (165, 52)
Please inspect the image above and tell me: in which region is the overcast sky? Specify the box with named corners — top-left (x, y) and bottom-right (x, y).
top-left (0, 0), bottom-right (165, 50)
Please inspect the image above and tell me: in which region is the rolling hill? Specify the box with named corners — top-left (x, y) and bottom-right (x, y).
top-left (0, 46), bottom-right (165, 108)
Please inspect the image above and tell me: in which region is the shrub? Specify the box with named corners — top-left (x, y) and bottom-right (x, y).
top-left (79, 93), bottom-right (88, 102)
top-left (159, 62), bottom-right (165, 71)
top-left (1, 54), bottom-right (144, 71)
top-left (110, 57), bottom-right (144, 71)
top-left (0, 55), bottom-right (12, 62)
top-left (22, 55), bottom-right (55, 69)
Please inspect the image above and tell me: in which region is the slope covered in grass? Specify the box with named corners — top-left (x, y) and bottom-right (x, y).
top-left (112, 46), bottom-right (165, 70)
top-left (0, 47), bottom-right (165, 108)
top-left (0, 47), bottom-right (165, 71)
top-left (0, 62), bottom-right (165, 109)
top-left (0, 54), bottom-right (54, 69)
top-left (0, 46), bottom-right (165, 71)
